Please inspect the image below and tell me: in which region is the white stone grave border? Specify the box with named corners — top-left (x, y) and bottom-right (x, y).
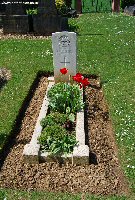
top-left (23, 77), bottom-right (89, 165)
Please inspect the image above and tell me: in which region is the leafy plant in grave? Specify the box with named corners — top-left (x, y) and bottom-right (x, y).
top-left (39, 68), bottom-right (90, 156)
top-left (38, 124), bottom-right (77, 155)
top-left (47, 83), bottom-right (84, 114)
top-left (40, 112), bottom-right (75, 131)
top-left (47, 68), bottom-right (90, 114)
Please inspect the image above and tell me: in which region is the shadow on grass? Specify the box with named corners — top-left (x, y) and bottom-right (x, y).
top-left (0, 71), bottom-right (53, 170)
top-left (0, 80), bottom-right (7, 92)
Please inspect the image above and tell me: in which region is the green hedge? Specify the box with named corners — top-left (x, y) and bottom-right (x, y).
top-left (121, 0), bottom-right (135, 9)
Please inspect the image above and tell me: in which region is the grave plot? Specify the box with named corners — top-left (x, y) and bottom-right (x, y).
top-left (0, 31), bottom-right (129, 195)
top-left (0, 74), bottom-right (129, 195)
top-left (23, 32), bottom-right (89, 164)
top-left (23, 76), bottom-right (89, 165)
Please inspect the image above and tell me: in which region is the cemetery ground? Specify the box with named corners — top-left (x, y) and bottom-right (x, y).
top-left (0, 13), bottom-right (135, 199)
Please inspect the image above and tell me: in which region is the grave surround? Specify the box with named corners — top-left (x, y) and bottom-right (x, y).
top-left (23, 77), bottom-right (89, 165)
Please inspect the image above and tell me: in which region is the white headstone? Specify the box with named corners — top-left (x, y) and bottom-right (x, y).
top-left (52, 31), bottom-right (77, 83)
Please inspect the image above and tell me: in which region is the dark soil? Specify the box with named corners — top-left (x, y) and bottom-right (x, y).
top-left (0, 76), bottom-right (129, 196)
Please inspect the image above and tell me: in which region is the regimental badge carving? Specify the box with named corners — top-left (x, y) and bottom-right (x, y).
top-left (58, 35), bottom-right (71, 54)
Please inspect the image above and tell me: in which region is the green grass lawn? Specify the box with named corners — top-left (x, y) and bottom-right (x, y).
top-left (0, 189), bottom-right (130, 200)
top-left (0, 38), bottom-right (53, 150)
top-left (0, 13), bottom-right (135, 199)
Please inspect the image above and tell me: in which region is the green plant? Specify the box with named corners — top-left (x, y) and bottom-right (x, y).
top-left (41, 112), bottom-right (75, 130)
top-left (55, 0), bottom-right (67, 15)
top-left (39, 125), bottom-right (66, 147)
top-left (26, 8), bottom-right (38, 15)
top-left (38, 124), bottom-right (77, 155)
top-left (40, 112), bottom-right (69, 129)
top-left (47, 82), bottom-right (84, 114)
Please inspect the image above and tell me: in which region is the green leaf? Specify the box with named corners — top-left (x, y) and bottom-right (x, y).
top-left (69, 113), bottom-right (75, 122)
top-left (66, 107), bottom-right (71, 114)
top-left (47, 82), bottom-right (83, 114)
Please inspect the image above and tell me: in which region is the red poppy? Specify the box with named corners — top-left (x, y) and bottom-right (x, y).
top-left (81, 78), bottom-right (90, 87)
top-left (72, 75), bottom-right (78, 82)
top-left (72, 73), bottom-right (83, 83)
top-left (60, 68), bottom-right (68, 75)
top-left (76, 73), bottom-right (83, 78)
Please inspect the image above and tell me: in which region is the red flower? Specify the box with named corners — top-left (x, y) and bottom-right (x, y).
top-left (72, 73), bottom-right (83, 83)
top-left (76, 73), bottom-right (83, 77)
top-left (60, 68), bottom-right (68, 75)
top-left (81, 78), bottom-right (90, 87)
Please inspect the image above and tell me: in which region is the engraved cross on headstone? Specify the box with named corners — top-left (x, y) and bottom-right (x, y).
top-left (60, 56), bottom-right (70, 67)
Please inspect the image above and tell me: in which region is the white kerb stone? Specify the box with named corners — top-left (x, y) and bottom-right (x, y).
top-left (73, 145), bottom-right (89, 157)
top-left (52, 31), bottom-right (77, 83)
top-left (76, 111), bottom-right (85, 145)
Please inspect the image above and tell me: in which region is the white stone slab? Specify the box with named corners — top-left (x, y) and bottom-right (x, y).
top-left (76, 88), bottom-right (85, 145)
top-left (23, 79), bottom-right (54, 162)
top-left (76, 111), bottom-right (85, 145)
top-left (30, 81), bottom-right (54, 145)
top-left (52, 31), bottom-right (77, 83)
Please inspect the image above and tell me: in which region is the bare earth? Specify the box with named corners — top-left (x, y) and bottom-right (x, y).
top-left (0, 75), bottom-right (129, 196)
top-left (0, 28), bottom-right (50, 40)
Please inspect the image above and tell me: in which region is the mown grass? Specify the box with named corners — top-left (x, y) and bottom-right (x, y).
top-left (0, 188), bottom-right (130, 200)
top-left (0, 13), bottom-right (135, 199)
top-left (0, 39), bottom-right (53, 150)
